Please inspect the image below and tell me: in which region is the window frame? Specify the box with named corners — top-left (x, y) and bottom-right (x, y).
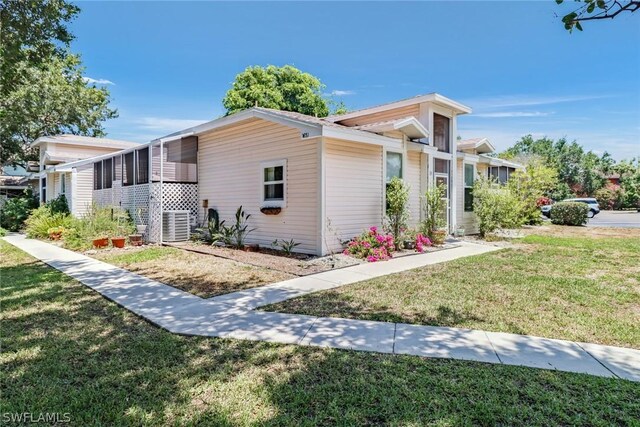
top-left (464, 163), bottom-right (475, 212)
top-left (260, 159), bottom-right (287, 207)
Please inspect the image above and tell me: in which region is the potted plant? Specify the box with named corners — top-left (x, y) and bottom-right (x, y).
top-left (92, 235), bottom-right (109, 249)
top-left (129, 234), bottom-right (143, 246)
top-left (421, 184), bottom-right (448, 246)
top-left (111, 236), bottom-right (126, 248)
top-left (136, 208), bottom-right (147, 234)
top-left (47, 226), bottom-right (65, 240)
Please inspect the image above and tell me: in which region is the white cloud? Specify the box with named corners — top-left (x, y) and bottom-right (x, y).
top-left (474, 111), bottom-right (552, 118)
top-left (83, 77), bottom-right (115, 85)
top-left (135, 117), bottom-right (208, 132)
top-left (463, 94), bottom-right (611, 110)
top-left (329, 90), bottom-right (356, 96)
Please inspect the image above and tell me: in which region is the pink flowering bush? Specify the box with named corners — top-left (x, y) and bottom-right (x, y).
top-left (414, 233), bottom-right (432, 253)
top-left (343, 226), bottom-right (395, 262)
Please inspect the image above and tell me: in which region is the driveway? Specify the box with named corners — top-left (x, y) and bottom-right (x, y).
top-left (588, 210), bottom-right (640, 228)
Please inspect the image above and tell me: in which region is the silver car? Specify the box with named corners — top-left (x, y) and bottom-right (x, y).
top-left (542, 198), bottom-right (600, 218)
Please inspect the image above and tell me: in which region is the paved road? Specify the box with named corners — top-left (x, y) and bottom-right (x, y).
top-left (588, 210), bottom-right (640, 228)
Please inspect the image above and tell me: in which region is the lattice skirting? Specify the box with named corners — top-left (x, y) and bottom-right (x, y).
top-left (92, 182), bottom-right (197, 242)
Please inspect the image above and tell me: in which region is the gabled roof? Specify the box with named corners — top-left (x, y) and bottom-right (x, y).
top-left (326, 93), bottom-right (472, 123)
top-left (457, 138), bottom-right (495, 154)
top-left (155, 107), bottom-right (402, 148)
top-left (31, 134), bottom-right (139, 150)
top-left (353, 117), bottom-right (429, 139)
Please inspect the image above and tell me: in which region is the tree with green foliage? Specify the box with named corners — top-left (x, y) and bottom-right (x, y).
top-left (222, 65), bottom-right (330, 117)
top-left (556, 0), bottom-right (639, 32)
top-left (0, 0), bottom-right (117, 166)
top-left (473, 177), bottom-right (524, 237)
top-left (508, 160), bottom-right (558, 225)
top-left (614, 158), bottom-right (640, 208)
top-left (501, 135), bottom-right (608, 200)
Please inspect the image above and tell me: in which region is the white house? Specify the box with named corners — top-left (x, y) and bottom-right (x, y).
top-left (35, 93), bottom-right (522, 254)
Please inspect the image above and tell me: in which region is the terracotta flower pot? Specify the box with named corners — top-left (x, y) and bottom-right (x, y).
top-left (129, 234), bottom-right (143, 246)
top-left (93, 238), bottom-right (109, 249)
top-left (430, 230), bottom-right (447, 246)
top-left (111, 237), bottom-right (126, 248)
top-left (243, 244), bottom-right (260, 252)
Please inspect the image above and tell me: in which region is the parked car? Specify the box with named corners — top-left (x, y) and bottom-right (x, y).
top-left (541, 198), bottom-right (600, 218)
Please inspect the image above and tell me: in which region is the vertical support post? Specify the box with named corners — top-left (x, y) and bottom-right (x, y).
top-left (159, 139), bottom-right (164, 244)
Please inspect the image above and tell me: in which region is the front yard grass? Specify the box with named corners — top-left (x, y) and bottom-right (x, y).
top-left (92, 246), bottom-right (294, 298)
top-left (267, 228), bottom-right (640, 349)
top-left (1, 240), bottom-right (639, 425)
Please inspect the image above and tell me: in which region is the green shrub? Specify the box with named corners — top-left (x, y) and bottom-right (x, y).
top-left (47, 194), bottom-right (70, 214)
top-left (550, 202), bottom-right (589, 226)
top-left (385, 177), bottom-right (410, 250)
top-left (0, 188), bottom-right (39, 231)
top-left (420, 184), bottom-right (447, 239)
top-left (473, 177), bottom-right (524, 237)
top-left (24, 205), bottom-right (72, 239)
top-left (63, 204), bottom-right (134, 251)
top-left (0, 227), bottom-right (6, 237)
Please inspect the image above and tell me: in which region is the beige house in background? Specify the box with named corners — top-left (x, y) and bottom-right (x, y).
top-left (33, 93), bottom-right (522, 255)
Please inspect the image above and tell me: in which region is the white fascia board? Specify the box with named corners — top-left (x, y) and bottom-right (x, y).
top-left (327, 93), bottom-right (472, 122)
top-left (407, 141), bottom-right (438, 153)
top-left (393, 117), bottom-right (429, 138)
top-left (321, 126), bottom-right (402, 149)
top-left (456, 152), bottom-right (480, 163)
top-left (431, 151), bottom-right (453, 160)
top-left (155, 108), bottom-right (322, 141)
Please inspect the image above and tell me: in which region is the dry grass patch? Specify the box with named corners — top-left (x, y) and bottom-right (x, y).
top-left (93, 246), bottom-right (294, 298)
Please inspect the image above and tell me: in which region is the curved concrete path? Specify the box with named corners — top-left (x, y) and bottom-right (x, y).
top-left (3, 234), bottom-right (639, 382)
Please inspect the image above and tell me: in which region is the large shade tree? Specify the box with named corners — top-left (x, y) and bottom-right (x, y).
top-left (222, 65), bottom-right (330, 117)
top-left (0, 0), bottom-right (117, 166)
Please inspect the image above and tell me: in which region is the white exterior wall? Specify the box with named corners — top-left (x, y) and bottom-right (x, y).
top-left (323, 138), bottom-right (384, 254)
top-left (73, 164), bottom-right (95, 217)
top-left (455, 159), bottom-right (487, 234)
top-left (406, 150), bottom-right (423, 227)
top-left (198, 118), bottom-right (320, 254)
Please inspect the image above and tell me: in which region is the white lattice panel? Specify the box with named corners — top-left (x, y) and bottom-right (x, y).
top-left (148, 183), bottom-right (198, 242)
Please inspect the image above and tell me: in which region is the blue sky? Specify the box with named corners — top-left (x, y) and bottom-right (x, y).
top-left (72, 1), bottom-right (639, 160)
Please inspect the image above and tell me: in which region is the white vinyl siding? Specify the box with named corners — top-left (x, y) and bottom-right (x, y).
top-left (198, 118), bottom-right (319, 254)
top-left (73, 164), bottom-right (95, 217)
top-left (406, 151), bottom-right (422, 227)
top-left (455, 160), bottom-right (487, 234)
top-left (324, 138), bottom-right (384, 253)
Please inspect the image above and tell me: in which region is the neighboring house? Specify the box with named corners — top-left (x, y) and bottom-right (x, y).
top-left (32, 135), bottom-right (139, 216)
top-left (34, 93), bottom-right (522, 254)
top-left (0, 164), bottom-right (39, 207)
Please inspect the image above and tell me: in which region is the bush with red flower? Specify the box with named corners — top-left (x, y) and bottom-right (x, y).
top-left (414, 233), bottom-right (432, 253)
top-left (343, 226), bottom-right (395, 262)
top-left (536, 196), bottom-right (553, 207)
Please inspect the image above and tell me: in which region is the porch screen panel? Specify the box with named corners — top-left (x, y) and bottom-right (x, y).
top-left (104, 158), bottom-right (113, 189)
top-left (137, 148), bottom-right (149, 184)
top-left (123, 152), bottom-right (135, 186)
top-left (152, 137), bottom-right (198, 183)
top-left (93, 162), bottom-right (103, 190)
top-left (114, 155), bottom-right (122, 181)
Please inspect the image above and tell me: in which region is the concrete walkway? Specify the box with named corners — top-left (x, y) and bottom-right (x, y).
top-left (4, 234), bottom-right (639, 382)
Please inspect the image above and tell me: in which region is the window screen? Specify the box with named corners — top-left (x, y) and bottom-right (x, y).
top-left (433, 114), bottom-right (450, 152)
top-left (123, 152), bottom-right (135, 186)
top-left (136, 148), bottom-right (149, 184)
top-left (94, 162), bottom-right (103, 190)
top-left (104, 158), bottom-right (113, 189)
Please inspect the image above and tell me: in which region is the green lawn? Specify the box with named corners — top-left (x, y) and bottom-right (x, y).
top-left (267, 234), bottom-right (640, 349)
top-left (1, 240), bottom-right (639, 426)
